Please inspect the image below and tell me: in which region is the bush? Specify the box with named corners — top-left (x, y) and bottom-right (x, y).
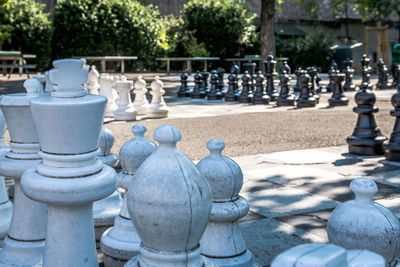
top-left (52, 0), bottom-right (166, 69)
top-left (0, 0), bottom-right (52, 69)
top-left (181, 0), bottom-right (257, 58)
top-left (276, 32), bottom-right (335, 72)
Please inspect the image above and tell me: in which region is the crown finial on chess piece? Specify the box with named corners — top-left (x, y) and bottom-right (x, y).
top-left (153, 124), bottom-right (182, 145)
top-left (206, 139), bottom-right (225, 156)
top-left (350, 177), bottom-right (377, 203)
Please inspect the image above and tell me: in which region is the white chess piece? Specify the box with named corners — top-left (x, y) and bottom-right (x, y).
top-left (100, 73), bottom-right (119, 118)
top-left (87, 65), bottom-right (100, 95)
top-left (147, 76), bottom-right (169, 118)
top-left (21, 58), bottom-right (117, 266)
top-left (114, 76), bottom-right (137, 121)
top-left (44, 70), bottom-right (53, 93)
top-left (33, 72), bottom-right (45, 92)
top-left (133, 75), bottom-right (149, 115)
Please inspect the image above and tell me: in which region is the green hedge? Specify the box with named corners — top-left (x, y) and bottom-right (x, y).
top-left (51, 0), bottom-right (166, 69)
top-left (0, 0), bottom-right (52, 69)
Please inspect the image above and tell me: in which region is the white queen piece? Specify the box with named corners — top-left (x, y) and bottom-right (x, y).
top-left (20, 59), bottom-right (117, 267)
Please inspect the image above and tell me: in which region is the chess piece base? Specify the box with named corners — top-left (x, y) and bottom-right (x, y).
top-left (94, 190), bottom-right (122, 241)
top-left (0, 236), bottom-right (44, 267)
top-left (203, 249), bottom-right (260, 267)
top-left (114, 111), bottom-right (137, 121)
top-left (268, 93), bottom-right (279, 101)
top-left (147, 110), bottom-right (169, 119)
top-left (277, 98), bottom-right (295, 106)
top-left (252, 97), bottom-right (270, 105)
top-left (377, 84), bottom-right (392, 90)
top-left (328, 97), bottom-right (349, 107)
top-left (344, 85), bottom-right (356, 91)
top-left (0, 200), bottom-right (12, 240)
top-left (225, 95), bottom-right (238, 102)
top-left (297, 100), bottom-right (316, 108)
top-left (238, 96), bottom-right (253, 104)
top-left (347, 140), bottom-right (385, 156)
top-left (207, 95), bottom-right (223, 101)
top-left (384, 143), bottom-right (400, 161)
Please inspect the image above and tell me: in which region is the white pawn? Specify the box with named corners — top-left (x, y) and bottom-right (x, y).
top-left (271, 243), bottom-right (386, 267)
top-left (0, 109), bottom-right (12, 246)
top-left (87, 65), bottom-right (100, 95)
top-left (114, 76), bottom-right (137, 121)
top-left (133, 75), bottom-right (149, 115)
top-left (33, 72), bottom-right (45, 92)
top-left (327, 177), bottom-right (400, 265)
top-left (100, 73), bottom-right (119, 118)
top-left (94, 126), bottom-right (122, 244)
top-left (147, 76), bottom-right (169, 118)
top-left (197, 139), bottom-right (256, 267)
top-left (124, 125), bottom-right (216, 267)
top-left (101, 124), bottom-right (157, 267)
top-left (44, 71), bottom-right (53, 93)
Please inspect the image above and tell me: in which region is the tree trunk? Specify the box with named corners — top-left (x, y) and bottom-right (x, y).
top-left (260, 0), bottom-right (275, 71)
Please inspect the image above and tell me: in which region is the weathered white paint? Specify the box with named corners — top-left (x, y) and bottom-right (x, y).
top-left (100, 73), bottom-right (119, 118)
top-left (147, 76), bottom-right (169, 118)
top-left (87, 66), bottom-right (100, 95)
top-left (114, 76), bottom-right (136, 121)
top-left (132, 75), bottom-right (149, 115)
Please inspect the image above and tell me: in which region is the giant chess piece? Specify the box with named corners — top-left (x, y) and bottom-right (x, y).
top-left (177, 71), bottom-right (190, 97)
top-left (297, 71), bottom-right (316, 108)
top-left (315, 68), bottom-right (323, 93)
top-left (361, 54), bottom-right (373, 89)
top-left (93, 126), bottom-right (122, 244)
top-left (197, 139), bottom-right (257, 266)
top-left (87, 65), bottom-right (100, 94)
top-left (272, 243), bottom-right (386, 267)
top-left (101, 124), bottom-right (157, 267)
top-left (216, 67), bottom-right (225, 95)
top-left (243, 61), bottom-right (256, 94)
top-left (327, 178), bottom-right (400, 265)
top-left (100, 73), bottom-right (119, 118)
top-left (326, 62), bottom-right (338, 93)
top-left (392, 64), bottom-right (400, 89)
top-left (21, 59), bottom-right (117, 266)
top-left (264, 55), bottom-right (279, 101)
top-left (238, 71), bottom-right (253, 104)
top-left (114, 76), bottom-right (137, 121)
top-left (191, 71), bottom-right (205, 99)
top-left (252, 71), bottom-right (270, 105)
top-left (293, 67), bottom-right (302, 92)
top-left (0, 78), bottom-right (46, 266)
top-left (208, 70), bottom-right (222, 100)
top-left (124, 125), bottom-right (216, 267)
top-left (328, 70), bottom-right (349, 106)
top-left (133, 75), bottom-right (149, 116)
top-left (44, 70), bottom-right (53, 93)
top-left (281, 60), bottom-right (291, 74)
top-left (277, 70), bottom-right (295, 106)
top-left (307, 66), bottom-right (319, 104)
top-left (0, 109), bottom-right (12, 245)
top-left (343, 59), bottom-right (356, 91)
top-left (148, 76), bottom-right (169, 118)
top-left (33, 72), bottom-right (45, 92)
top-left (384, 88), bottom-right (400, 161)
top-left (225, 72), bottom-right (238, 102)
top-left (376, 58), bottom-right (392, 90)
top-left (346, 79), bottom-right (386, 155)
top-left (230, 65), bottom-right (240, 95)
top-left (201, 71), bottom-right (210, 95)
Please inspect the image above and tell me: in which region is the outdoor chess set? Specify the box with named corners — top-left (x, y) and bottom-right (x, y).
top-left (0, 58), bottom-right (399, 267)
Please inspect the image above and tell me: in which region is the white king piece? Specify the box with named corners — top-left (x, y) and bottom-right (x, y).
top-left (21, 59), bottom-right (117, 267)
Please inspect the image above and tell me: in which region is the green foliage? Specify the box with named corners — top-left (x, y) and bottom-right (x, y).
top-left (354, 0), bottom-right (393, 21)
top-left (181, 0), bottom-right (257, 58)
top-left (276, 32), bottom-right (335, 72)
top-left (52, 0), bottom-right (166, 68)
top-left (0, 0), bottom-right (52, 69)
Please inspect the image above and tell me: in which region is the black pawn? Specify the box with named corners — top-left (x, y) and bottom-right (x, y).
top-left (328, 70), bottom-right (349, 106)
top-left (376, 58), bottom-right (392, 90)
top-left (243, 61), bottom-right (256, 93)
top-left (238, 71), bottom-right (253, 103)
top-left (280, 60), bottom-right (291, 75)
top-left (384, 88), bottom-right (400, 161)
top-left (346, 81), bottom-right (386, 155)
top-left (297, 71), bottom-right (316, 108)
top-left (264, 55), bottom-right (279, 101)
top-left (208, 70), bottom-right (222, 100)
top-left (360, 54), bottom-right (373, 89)
top-left (307, 67), bottom-right (320, 104)
top-left (252, 71), bottom-right (270, 105)
top-left (225, 72), bottom-right (238, 102)
top-left (191, 71), bottom-right (205, 99)
top-left (216, 67), bottom-right (225, 95)
top-left (177, 71), bottom-right (190, 97)
top-left (326, 61), bottom-right (338, 92)
top-left (315, 68), bottom-right (322, 93)
top-left (293, 67), bottom-right (302, 92)
top-left (391, 64), bottom-right (400, 89)
top-left (277, 70), bottom-right (295, 106)
top-left (343, 59), bottom-right (356, 91)
top-left (201, 71), bottom-right (210, 94)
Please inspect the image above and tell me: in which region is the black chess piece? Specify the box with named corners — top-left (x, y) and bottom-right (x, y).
top-left (230, 64), bottom-right (240, 75)
top-left (216, 67), bottom-right (225, 95)
top-left (177, 71), bottom-right (191, 97)
top-left (280, 60), bottom-right (291, 75)
top-left (326, 61), bottom-right (338, 93)
top-left (297, 71), bottom-right (316, 108)
top-left (346, 80), bottom-right (386, 155)
top-left (360, 54), bottom-right (373, 89)
top-left (252, 71), bottom-right (270, 105)
top-left (391, 64), bottom-right (400, 89)
top-left (191, 71), bottom-right (205, 99)
top-left (243, 61), bottom-right (257, 93)
top-left (307, 67), bottom-right (319, 104)
top-left (293, 67), bottom-right (302, 92)
top-left (328, 70), bottom-right (349, 106)
top-left (264, 55), bottom-right (279, 101)
top-left (384, 87), bottom-right (400, 161)
top-left (238, 71), bottom-right (253, 103)
top-left (376, 58), bottom-right (392, 90)
top-left (207, 70), bottom-right (222, 100)
top-left (343, 59), bottom-right (356, 91)
top-left (277, 70), bottom-right (295, 106)
top-left (201, 71), bottom-right (210, 95)
top-left (225, 71), bottom-right (238, 102)
top-left (315, 67), bottom-right (322, 93)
